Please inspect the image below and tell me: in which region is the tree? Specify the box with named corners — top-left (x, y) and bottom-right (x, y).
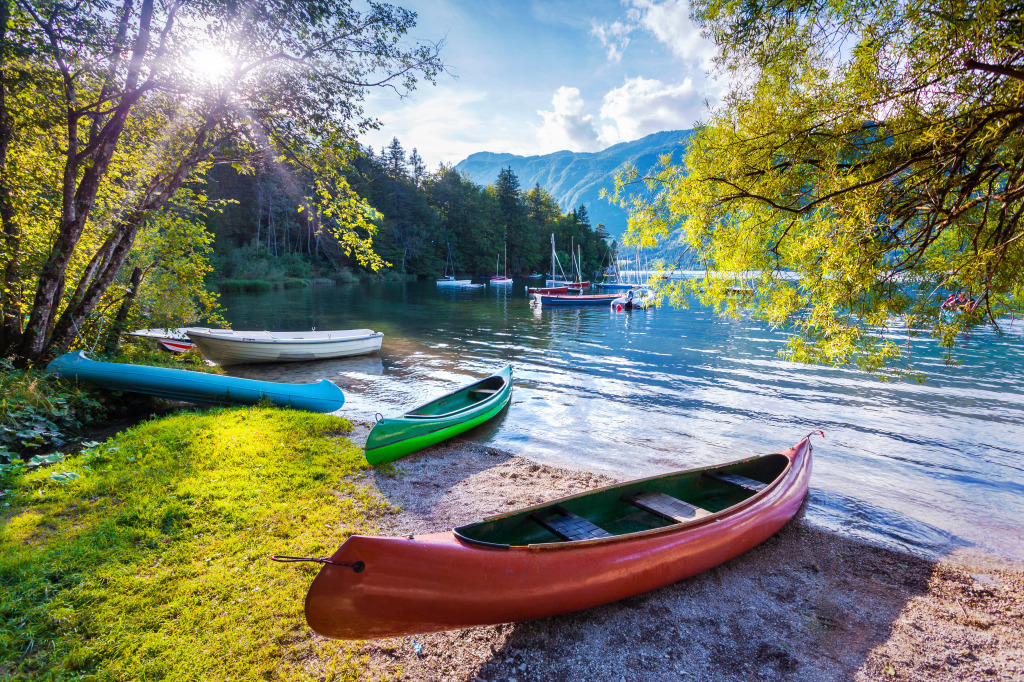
top-left (614, 0), bottom-right (1024, 377)
top-left (1, 0), bottom-right (443, 363)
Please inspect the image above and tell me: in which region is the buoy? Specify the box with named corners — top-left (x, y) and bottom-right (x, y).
top-left (616, 304), bottom-right (622, 311)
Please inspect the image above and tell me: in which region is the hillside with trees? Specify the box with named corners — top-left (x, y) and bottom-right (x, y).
top-left (203, 138), bottom-right (613, 284)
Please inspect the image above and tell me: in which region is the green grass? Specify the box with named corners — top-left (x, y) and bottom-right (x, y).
top-left (0, 407), bottom-right (388, 680)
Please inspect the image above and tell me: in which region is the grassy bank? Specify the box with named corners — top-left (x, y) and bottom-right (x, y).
top-left (0, 407), bottom-right (386, 680)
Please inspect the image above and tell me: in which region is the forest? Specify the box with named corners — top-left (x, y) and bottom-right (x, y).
top-left (204, 137), bottom-right (613, 286)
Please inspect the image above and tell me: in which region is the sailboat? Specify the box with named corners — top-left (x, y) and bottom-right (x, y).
top-left (436, 233), bottom-right (472, 286)
top-left (540, 235), bottom-right (589, 290)
top-left (490, 243), bottom-right (513, 285)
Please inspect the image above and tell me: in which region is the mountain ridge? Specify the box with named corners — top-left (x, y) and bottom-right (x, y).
top-left (453, 129), bottom-right (694, 239)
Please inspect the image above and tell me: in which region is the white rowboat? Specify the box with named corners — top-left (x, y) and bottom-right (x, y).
top-left (185, 328), bottom-right (383, 366)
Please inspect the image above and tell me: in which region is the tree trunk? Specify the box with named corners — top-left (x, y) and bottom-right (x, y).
top-left (16, 0), bottom-right (156, 362)
top-left (0, 0), bottom-right (21, 355)
top-left (103, 265), bottom-right (142, 354)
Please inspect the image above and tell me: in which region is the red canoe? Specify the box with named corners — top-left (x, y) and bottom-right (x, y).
top-left (301, 436), bottom-right (815, 639)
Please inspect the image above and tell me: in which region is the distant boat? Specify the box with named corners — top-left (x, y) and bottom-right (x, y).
top-left (436, 276), bottom-right (473, 287)
top-left (596, 282), bottom-right (635, 291)
top-left (490, 245), bottom-right (513, 285)
top-left (364, 365), bottom-right (513, 465)
top-left (47, 351), bottom-right (345, 412)
top-left (186, 328), bottom-right (383, 366)
top-left (525, 273), bottom-right (544, 279)
top-left (611, 288), bottom-right (656, 310)
top-left (301, 435), bottom-right (815, 639)
top-left (532, 293), bottom-right (619, 306)
top-left (129, 328), bottom-right (198, 353)
top-left (437, 233), bottom-right (471, 286)
top-left (525, 285), bottom-right (569, 295)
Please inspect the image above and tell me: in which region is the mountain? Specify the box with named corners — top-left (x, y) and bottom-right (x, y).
top-left (453, 129), bottom-right (693, 239)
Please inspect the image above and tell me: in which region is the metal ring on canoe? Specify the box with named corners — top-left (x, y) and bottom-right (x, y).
top-left (270, 555), bottom-right (365, 572)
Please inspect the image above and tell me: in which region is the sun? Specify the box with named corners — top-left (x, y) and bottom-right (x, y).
top-left (186, 46), bottom-right (235, 86)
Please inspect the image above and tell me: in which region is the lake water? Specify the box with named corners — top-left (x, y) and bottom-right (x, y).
top-left (219, 280), bottom-right (1024, 561)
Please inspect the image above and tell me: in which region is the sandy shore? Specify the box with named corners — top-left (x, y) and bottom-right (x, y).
top-left (310, 426), bottom-right (1024, 681)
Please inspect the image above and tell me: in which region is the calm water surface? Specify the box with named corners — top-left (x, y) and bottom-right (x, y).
top-left (219, 280), bottom-right (1024, 560)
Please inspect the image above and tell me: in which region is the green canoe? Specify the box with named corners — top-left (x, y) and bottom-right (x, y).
top-left (365, 365), bottom-right (513, 465)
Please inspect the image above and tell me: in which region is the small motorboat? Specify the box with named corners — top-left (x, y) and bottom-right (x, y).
top-left (129, 328), bottom-right (198, 353)
top-left (299, 435), bottom-right (817, 639)
top-left (611, 288), bottom-right (656, 310)
top-left (185, 328), bottom-right (383, 366)
top-left (365, 366), bottom-right (512, 464)
top-left (436, 276), bottom-right (473, 287)
top-left (532, 292), bottom-right (619, 306)
top-left (47, 351), bottom-right (345, 412)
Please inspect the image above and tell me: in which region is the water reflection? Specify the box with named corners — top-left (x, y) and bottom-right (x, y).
top-left (217, 281), bottom-right (1024, 561)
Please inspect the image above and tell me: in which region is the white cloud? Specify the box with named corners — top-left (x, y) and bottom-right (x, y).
top-left (361, 86), bottom-right (537, 169)
top-left (598, 76), bottom-right (704, 145)
top-left (630, 0), bottom-right (716, 66)
top-left (590, 18), bottom-right (636, 64)
top-left (591, 1), bottom-right (716, 68)
top-left (536, 86), bottom-right (601, 153)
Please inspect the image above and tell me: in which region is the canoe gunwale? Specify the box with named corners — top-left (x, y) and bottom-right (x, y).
top-left (452, 450), bottom-right (793, 550)
top-left (403, 375), bottom-right (509, 420)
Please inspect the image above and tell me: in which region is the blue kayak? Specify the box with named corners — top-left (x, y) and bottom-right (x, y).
top-left (47, 351), bottom-right (345, 413)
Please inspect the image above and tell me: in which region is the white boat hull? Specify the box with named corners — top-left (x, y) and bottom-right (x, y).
top-left (186, 329), bottom-right (384, 366)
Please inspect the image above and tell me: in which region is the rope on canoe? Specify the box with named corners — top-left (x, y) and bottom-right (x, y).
top-left (270, 556), bottom-right (365, 572)
top-left (806, 430), bottom-right (825, 440)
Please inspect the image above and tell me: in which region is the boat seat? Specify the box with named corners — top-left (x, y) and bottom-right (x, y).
top-left (531, 506), bottom-right (612, 542)
top-left (468, 389), bottom-right (500, 397)
top-left (624, 491), bottom-right (711, 523)
top-left (706, 472), bottom-right (768, 493)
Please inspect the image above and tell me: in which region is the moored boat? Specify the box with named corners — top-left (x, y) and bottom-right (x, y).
top-left (436, 276), bottom-right (473, 286)
top-left (532, 292), bottom-right (619, 306)
top-left (525, 285), bottom-right (568, 295)
top-left (129, 328), bottom-right (198, 353)
top-left (300, 435), bottom-right (817, 639)
top-left (47, 351), bottom-right (345, 412)
top-left (186, 328), bottom-right (383, 366)
top-left (364, 365), bottom-right (513, 464)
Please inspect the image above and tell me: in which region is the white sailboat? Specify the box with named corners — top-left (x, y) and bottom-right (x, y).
top-left (437, 233), bottom-right (472, 286)
top-left (490, 243), bottom-right (512, 285)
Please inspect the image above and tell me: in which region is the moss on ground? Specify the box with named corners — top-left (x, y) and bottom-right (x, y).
top-left (0, 407), bottom-right (386, 680)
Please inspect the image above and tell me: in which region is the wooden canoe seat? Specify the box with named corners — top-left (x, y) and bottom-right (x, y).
top-left (625, 491), bottom-right (711, 523)
top-left (532, 506), bottom-right (611, 542)
top-left (706, 472), bottom-right (768, 493)
top-left (468, 389), bottom-right (499, 398)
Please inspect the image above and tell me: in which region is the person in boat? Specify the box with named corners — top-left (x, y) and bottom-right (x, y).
top-left (956, 292), bottom-right (974, 310)
top-left (941, 293), bottom-right (957, 309)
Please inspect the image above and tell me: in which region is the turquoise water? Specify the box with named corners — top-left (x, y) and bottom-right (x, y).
top-left (219, 280), bottom-right (1024, 560)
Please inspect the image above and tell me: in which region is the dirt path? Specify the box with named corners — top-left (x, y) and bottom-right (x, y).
top-left (313, 429), bottom-right (1024, 681)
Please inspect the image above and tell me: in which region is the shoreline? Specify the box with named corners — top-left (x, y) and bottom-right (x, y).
top-left (324, 425), bottom-right (1024, 681)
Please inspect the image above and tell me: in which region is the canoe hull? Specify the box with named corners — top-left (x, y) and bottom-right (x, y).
top-left (364, 366), bottom-right (513, 464)
top-left (47, 351), bottom-right (345, 412)
top-left (186, 329), bottom-right (383, 366)
top-left (305, 438), bottom-right (812, 639)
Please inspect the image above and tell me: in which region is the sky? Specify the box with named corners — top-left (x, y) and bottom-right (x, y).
top-left (360, 0), bottom-right (723, 170)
